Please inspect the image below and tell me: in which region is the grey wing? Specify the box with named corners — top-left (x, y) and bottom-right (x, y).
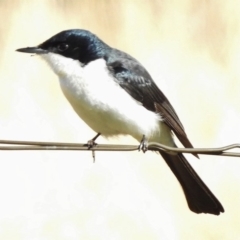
top-left (105, 49), bottom-right (195, 150)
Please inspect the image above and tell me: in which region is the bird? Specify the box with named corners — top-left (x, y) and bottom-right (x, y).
top-left (16, 29), bottom-right (224, 215)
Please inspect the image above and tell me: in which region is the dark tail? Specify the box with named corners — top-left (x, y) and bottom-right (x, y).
top-left (160, 151), bottom-right (224, 215)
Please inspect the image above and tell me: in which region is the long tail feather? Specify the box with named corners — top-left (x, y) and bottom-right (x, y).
top-left (160, 151), bottom-right (224, 215)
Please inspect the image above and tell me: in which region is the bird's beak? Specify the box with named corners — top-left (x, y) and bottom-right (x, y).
top-left (16, 47), bottom-right (48, 54)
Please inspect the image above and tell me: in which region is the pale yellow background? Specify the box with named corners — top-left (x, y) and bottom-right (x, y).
top-left (0, 0), bottom-right (240, 239)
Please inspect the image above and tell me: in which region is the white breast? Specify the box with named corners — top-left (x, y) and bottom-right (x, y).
top-left (40, 53), bottom-right (174, 145)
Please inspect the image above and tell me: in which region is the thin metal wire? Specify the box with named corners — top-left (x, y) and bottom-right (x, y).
top-left (0, 139), bottom-right (239, 157)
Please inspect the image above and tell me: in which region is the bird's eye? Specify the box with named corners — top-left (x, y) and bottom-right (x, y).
top-left (57, 43), bottom-right (69, 51)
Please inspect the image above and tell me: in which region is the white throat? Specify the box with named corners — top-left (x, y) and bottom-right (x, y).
top-left (40, 53), bottom-right (84, 77)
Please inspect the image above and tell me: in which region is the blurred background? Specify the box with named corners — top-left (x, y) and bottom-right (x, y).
top-left (0, 0), bottom-right (240, 239)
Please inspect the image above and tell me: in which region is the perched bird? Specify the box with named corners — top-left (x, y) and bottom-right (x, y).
top-left (16, 29), bottom-right (224, 215)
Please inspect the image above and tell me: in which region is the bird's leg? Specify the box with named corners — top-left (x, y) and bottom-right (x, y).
top-left (85, 133), bottom-right (101, 163)
top-left (86, 133), bottom-right (101, 149)
top-left (138, 135), bottom-right (148, 153)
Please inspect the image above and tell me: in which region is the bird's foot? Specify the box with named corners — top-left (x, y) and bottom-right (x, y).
top-left (138, 135), bottom-right (148, 153)
top-left (84, 133), bottom-right (101, 162)
top-left (86, 133), bottom-right (101, 149)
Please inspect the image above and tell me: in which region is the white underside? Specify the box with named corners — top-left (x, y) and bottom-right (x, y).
top-left (40, 53), bottom-right (174, 146)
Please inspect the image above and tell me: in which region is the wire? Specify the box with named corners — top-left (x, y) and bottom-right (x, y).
top-left (0, 139), bottom-right (239, 157)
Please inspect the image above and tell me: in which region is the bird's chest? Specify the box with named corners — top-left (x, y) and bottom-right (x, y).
top-left (60, 59), bottom-right (121, 110)
top-left (58, 59), bottom-right (135, 135)
top-left (60, 71), bottom-right (119, 115)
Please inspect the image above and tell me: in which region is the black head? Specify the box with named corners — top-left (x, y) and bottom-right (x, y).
top-left (16, 29), bottom-right (110, 64)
